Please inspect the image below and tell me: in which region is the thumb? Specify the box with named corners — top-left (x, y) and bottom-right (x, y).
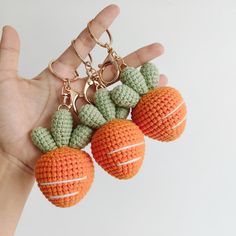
top-left (0, 26), bottom-right (20, 77)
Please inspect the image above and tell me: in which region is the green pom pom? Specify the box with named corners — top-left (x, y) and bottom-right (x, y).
top-left (120, 67), bottom-right (148, 95)
top-left (111, 84), bottom-right (140, 108)
top-left (69, 124), bottom-right (93, 149)
top-left (140, 63), bottom-right (159, 90)
top-left (78, 104), bottom-right (106, 129)
top-left (31, 127), bottom-right (57, 153)
top-left (116, 107), bottom-right (130, 119)
top-left (95, 88), bottom-right (116, 121)
top-left (51, 109), bottom-right (73, 147)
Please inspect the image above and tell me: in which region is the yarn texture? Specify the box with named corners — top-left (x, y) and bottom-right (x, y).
top-left (77, 87), bottom-right (146, 180)
top-left (132, 87), bottom-right (187, 141)
top-left (51, 109), bottom-right (73, 147)
top-left (31, 109), bottom-right (94, 207)
top-left (140, 63), bottom-right (159, 89)
top-left (120, 67), bottom-right (148, 95)
top-left (69, 125), bottom-right (93, 149)
top-left (116, 107), bottom-right (130, 119)
top-left (110, 84), bottom-right (140, 108)
top-left (31, 127), bottom-right (57, 153)
top-left (79, 104), bottom-right (106, 129)
top-left (110, 62), bottom-right (187, 142)
top-left (31, 60), bottom-right (187, 207)
top-left (91, 119), bottom-right (144, 179)
top-left (35, 147), bottom-right (94, 208)
top-left (95, 88), bottom-right (116, 121)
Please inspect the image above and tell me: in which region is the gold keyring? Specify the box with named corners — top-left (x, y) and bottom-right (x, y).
top-left (48, 60), bottom-right (80, 82)
top-left (87, 20), bottom-right (113, 48)
top-left (99, 60), bottom-right (120, 85)
top-left (84, 78), bottom-right (104, 104)
top-left (71, 40), bottom-right (93, 64)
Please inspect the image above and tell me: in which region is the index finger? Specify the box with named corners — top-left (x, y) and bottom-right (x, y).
top-left (52, 4), bottom-right (120, 80)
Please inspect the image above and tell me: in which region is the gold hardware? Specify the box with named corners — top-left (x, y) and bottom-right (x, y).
top-left (87, 20), bottom-right (127, 86)
top-left (48, 60), bottom-right (80, 82)
top-left (71, 39), bottom-right (105, 104)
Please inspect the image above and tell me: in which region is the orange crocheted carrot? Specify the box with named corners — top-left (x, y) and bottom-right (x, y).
top-left (132, 87), bottom-right (187, 141)
top-left (116, 63), bottom-right (187, 142)
top-left (35, 147), bottom-right (94, 207)
top-left (31, 109), bottom-right (94, 207)
top-left (91, 119), bottom-right (144, 179)
top-left (78, 89), bottom-right (146, 180)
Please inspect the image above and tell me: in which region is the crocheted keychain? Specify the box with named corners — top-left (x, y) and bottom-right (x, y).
top-left (114, 64), bottom-right (187, 141)
top-left (31, 64), bottom-right (95, 208)
top-left (78, 21), bottom-right (187, 179)
top-left (87, 21), bottom-right (187, 142)
top-left (71, 40), bottom-right (145, 180)
top-left (30, 21), bottom-right (187, 208)
top-left (78, 90), bottom-right (145, 180)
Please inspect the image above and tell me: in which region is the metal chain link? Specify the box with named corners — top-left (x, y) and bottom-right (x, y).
top-left (84, 61), bottom-right (103, 85)
top-left (58, 79), bottom-right (73, 110)
top-left (105, 44), bottom-right (126, 69)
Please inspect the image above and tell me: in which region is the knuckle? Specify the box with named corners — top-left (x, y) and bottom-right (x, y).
top-left (77, 32), bottom-right (94, 50)
top-left (92, 18), bottom-right (107, 32)
top-left (0, 46), bottom-right (19, 54)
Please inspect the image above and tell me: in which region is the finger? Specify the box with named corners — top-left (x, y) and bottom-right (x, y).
top-left (101, 43), bottom-right (164, 84)
top-left (68, 43), bottom-right (165, 102)
top-left (72, 75), bottom-right (168, 121)
top-left (72, 74), bottom-right (168, 111)
top-left (0, 26), bottom-right (20, 78)
top-left (158, 74), bottom-right (168, 87)
top-left (123, 43), bottom-right (164, 67)
top-left (52, 4), bottom-right (120, 79)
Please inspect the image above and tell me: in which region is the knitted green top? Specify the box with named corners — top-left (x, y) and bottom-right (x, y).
top-left (31, 62), bottom-right (159, 152)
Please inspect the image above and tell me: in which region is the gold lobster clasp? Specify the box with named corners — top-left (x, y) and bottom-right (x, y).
top-left (83, 78), bottom-right (105, 104)
top-left (98, 54), bottom-right (120, 85)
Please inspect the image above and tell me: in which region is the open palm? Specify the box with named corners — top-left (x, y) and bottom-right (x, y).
top-left (0, 5), bottom-right (167, 171)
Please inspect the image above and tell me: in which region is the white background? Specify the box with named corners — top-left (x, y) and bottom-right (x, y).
top-left (1, 0), bottom-right (236, 235)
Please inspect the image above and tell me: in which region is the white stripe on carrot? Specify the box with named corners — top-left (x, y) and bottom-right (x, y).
top-left (39, 176), bottom-right (87, 186)
top-left (162, 101), bottom-right (185, 119)
top-left (48, 191), bottom-right (79, 200)
top-left (107, 142), bottom-right (144, 155)
top-left (172, 116), bottom-right (186, 130)
top-left (117, 156), bottom-right (143, 166)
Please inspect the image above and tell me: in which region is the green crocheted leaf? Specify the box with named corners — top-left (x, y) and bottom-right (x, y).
top-left (111, 84), bottom-right (140, 108)
top-left (95, 88), bottom-right (116, 121)
top-left (140, 63), bottom-right (160, 90)
top-left (31, 127), bottom-right (57, 153)
top-left (51, 109), bottom-right (73, 147)
top-left (120, 67), bottom-right (148, 95)
top-left (69, 124), bottom-right (93, 149)
top-left (116, 106), bottom-right (130, 119)
top-left (78, 104), bottom-right (106, 129)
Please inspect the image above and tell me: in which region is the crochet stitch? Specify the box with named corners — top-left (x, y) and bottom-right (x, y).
top-left (78, 88), bottom-right (145, 180)
top-left (31, 127), bottom-right (57, 153)
top-left (132, 87), bottom-right (187, 141)
top-left (115, 107), bottom-right (130, 119)
top-left (110, 84), bottom-right (140, 108)
top-left (120, 67), bottom-right (148, 95)
top-left (79, 104), bottom-right (107, 129)
top-left (140, 62), bottom-right (159, 89)
top-left (95, 88), bottom-right (116, 121)
top-left (91, 119), bottom-right (144, 179)
top-left (69, 124), bottom-right (93, 149)
top-left (35, 147), bottom-right (94, 208)
top-left (31, 60), bottom-right (187, 206)
top-left (51, 109), bottom-right (73, 147)
top-left (110, 62), bottom-right (187, 142)
top-left (31, 109), bottom-right (94, 208)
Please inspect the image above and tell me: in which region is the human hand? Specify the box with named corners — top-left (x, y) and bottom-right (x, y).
top-left (0, 4), bottom-right (167, 171)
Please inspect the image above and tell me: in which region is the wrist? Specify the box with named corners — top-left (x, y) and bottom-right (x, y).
top-left (0, 153), bottom-right (35, 236)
